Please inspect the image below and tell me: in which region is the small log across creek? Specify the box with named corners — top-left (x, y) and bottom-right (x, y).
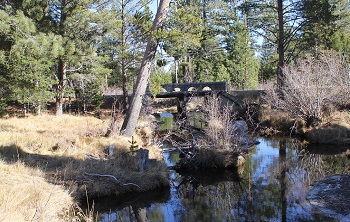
top-left (84, 172), bottom-right (141, 188)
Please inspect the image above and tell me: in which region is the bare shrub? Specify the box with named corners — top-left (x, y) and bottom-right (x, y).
top-left (264, 51), bottom-right (349, 127)
top-left (202, 94), bottom-right (236, 150)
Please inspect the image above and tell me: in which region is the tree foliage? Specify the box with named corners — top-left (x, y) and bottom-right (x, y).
top-left (0, 7), bottom-right (62, 112)
top-left (0, 0), bottom-right (349, 117)
top-left (0, 0), bottom-right (111, 114)
top-left (160, 0), bottom-right (260, 89)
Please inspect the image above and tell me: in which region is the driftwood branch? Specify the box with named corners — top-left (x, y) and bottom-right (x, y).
top-left (84, 172), bottom-right (141, 188)
top-left (85, 153), bottom-right (100, 160)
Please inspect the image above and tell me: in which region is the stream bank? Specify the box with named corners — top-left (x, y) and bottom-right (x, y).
top-left (88, 137), bottom-right (349, 221)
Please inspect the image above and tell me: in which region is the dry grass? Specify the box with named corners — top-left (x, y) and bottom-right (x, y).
top-left (0, 160), bottom-right (73, 222)
top-left (0, 114), bottom-right (162, 159)
top-left (307, 110), bottom-right (350, 144)
top-left (307, 126), bottom-right (349, 144)
top-left (260, 105), bottom-right (350, 143)
top-left (0, 114), bottom-right (109, 158)
top-left (259, 106), bottom-right (305, 135)
top-left (0, 114), bottom-right (168, 221)
top-left (175, 149), bottom-right (245, 170)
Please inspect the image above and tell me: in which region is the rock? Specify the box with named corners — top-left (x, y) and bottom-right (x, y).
top-left (232, 120), bottom-right (259, 146)
top-left (232, 120), bottom-right (249, 138)
top-left (108, 144), bottom-right (115, 157)
top-left (237, 155), bottom-right (245, 167)
top-left (306, 174), bottom-right (350, 219)
top-left (224, 154), bottom-right (245, 168)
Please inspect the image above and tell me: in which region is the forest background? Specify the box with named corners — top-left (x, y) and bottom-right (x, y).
top-left (1, 0), bottom-right (349, 117)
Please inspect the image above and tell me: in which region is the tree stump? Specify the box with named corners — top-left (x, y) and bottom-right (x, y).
top-left (137, 148), bottom-right (149, 172)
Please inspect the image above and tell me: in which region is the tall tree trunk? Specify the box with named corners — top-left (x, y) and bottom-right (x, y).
top-left (56, 59), bottom-right (66, 116)
top-left (277, 0), bottom-right (285, 88)
top-left (121, 0), bottom-right (128, 113)
top-left (244, 7), bottom-right (248, 90)
top-left (56, 0), bottom-right (67, 116)
top-left (120, 0), bottom-right (170, 137)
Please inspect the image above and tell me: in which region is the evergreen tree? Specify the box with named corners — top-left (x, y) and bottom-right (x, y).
top-left (258, 38), bottom-right (278, 83)
top-left (241, 0), bottom-right (302, 87)
top-left (225, 20), bottom-right (259, 89)
top-left (162, 0), bottom-right (259, 89)
top-left (0, 5), bottom-right (62, 114)
top-left (299, 0), bottom-right (350, 53)
top-left (97, 0), bottom-right (153, 111)
top-left (162, 5), bottom-right (203, 83)
top-left (17, 0), bottom-right (111, 115)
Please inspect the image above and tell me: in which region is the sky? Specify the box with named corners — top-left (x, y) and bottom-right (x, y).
top-left (150, 0), bottom-right (158, 15)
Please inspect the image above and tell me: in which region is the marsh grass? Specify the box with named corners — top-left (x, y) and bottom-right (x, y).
top-left (0, 159), bottom-right (73, 222)
top-left (260, 105), bottom-right (350, 144)
top-left (259, 105), bottom-right (305, 136)
top-left (307, 111), bottom-right (350, 144)
top-left (202, 95), bottom-right (237, 150)
top-left (0, 114), bottom-right (168, 221)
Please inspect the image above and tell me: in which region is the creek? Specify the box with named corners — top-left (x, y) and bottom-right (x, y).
top-left (89, 113), bottom-right (349, 222)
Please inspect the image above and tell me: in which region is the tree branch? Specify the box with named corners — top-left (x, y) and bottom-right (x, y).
top-left (84, 172), bottom-right (141, 188)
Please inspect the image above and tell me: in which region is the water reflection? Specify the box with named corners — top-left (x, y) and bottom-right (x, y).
top-left (91, 138), bottom-right (349, 222)
top-left (158, 113), bottom-right (174, 131)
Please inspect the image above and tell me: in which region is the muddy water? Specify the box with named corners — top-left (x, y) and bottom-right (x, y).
top-left (89, 136), bottom-right (349, 222)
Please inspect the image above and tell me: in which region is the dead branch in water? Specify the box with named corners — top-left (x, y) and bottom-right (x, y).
top-left (84, 172), bottom-right (141, 188)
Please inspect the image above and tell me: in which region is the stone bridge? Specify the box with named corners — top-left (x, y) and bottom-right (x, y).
top-left (156, 81), bottom-right (228, 98)
top-left (156, 81), bottom-right (263, 118)
top-left (101, 82), bottom-right (264, 119)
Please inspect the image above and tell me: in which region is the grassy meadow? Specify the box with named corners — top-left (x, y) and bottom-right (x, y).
top-left (0, 114), bottom-right (168, 221)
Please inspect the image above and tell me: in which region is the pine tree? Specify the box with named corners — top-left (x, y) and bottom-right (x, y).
top-left (242, 0), bottom-right (302, 87)
top-left (0, 5), bottom-right (62, 114)
top-left (97, 0), bottom-right (153, 112)
top-left (162, 4), bottom-right (203, 83)
top-left (17, 0), bottom-right (111, 115)
top-left (299, 0), bottom-right (350, 53)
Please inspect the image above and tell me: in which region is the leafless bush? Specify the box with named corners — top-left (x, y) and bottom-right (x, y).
top-left (164, 94), bottom-right (238, 154)
top-left (202, 94), bottom-right (236, 150)
top-left (264, 51), bottom-right (349, 127)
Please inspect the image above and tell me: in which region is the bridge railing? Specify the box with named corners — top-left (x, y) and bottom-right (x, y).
top-left (161, 81), bottom-right (228, 93)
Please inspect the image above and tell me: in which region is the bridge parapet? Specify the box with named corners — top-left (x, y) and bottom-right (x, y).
top-left (161, 81), bottom-right (228, 93)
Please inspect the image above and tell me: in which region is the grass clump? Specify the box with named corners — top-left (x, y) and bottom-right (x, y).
top-left (0, 160), bottom-right (73, 222)
top-left (307, 126), bottom-right (348, 144)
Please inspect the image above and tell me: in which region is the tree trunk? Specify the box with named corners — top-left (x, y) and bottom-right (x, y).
top-left (56, 59), bottom-right (66, 116)
top-left (137, 148), bottom-right (149, 172)
top-left (277, 0), bottom-right (285, 89)
top-left (120, 0), bottom-right (171, 137)
top-left (56, 1), bottom-right (67, 116)
top-left (121, 0), bottom-right (128, 113)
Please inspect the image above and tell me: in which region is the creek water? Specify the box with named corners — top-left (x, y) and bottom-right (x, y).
top-left (90, 114), bottom-right (349, 222)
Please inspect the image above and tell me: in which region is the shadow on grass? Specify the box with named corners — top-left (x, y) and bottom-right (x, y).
top-left (0, 144), bottom-right (170, 201)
